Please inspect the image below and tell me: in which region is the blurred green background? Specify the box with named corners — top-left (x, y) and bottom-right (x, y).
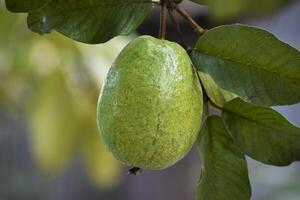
top-left (0, 1), bottom-right (300, 200)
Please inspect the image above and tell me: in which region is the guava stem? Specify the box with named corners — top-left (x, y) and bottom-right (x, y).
top-left (159, 1), bottom-right (168, 39)
top-left (168, 8), bottom-right (187, 48)
top-left (174, 5), bottom-right (206, 34)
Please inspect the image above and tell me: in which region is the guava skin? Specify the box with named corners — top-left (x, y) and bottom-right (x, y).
top-left (97, 35), bottom-right (203, 169)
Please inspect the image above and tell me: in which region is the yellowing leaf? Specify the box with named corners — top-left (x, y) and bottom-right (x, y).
top-left (27, 71), bottom-right (79, 174)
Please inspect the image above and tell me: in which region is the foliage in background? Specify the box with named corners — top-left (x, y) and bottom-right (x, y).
top-left (0, 5), bottom-right (136, 188)
top-left (191, 0), bottom-right (295, 20)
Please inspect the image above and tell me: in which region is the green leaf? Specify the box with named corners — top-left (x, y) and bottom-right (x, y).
top-left (190, 0), bottom-right (294, 20)
top-left (27, 0), bottom-right (152, 44)
top-left (191, 24), bottom-right (300, 106)
top-left (198, 71), bottom-right (237, 107)
top-left (197, 116), bottom-right (251, 200)
top-left (222, 98), bottom-right (300, 166)
top-left (5, 0), bottom-right (51, 12)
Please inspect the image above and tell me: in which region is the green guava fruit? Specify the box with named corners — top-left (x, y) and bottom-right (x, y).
top-left (97, 35), bottom-right (203, 169)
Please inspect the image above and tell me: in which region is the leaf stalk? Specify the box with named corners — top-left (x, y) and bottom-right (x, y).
top-left (174, 5), bottom-right (206, 34)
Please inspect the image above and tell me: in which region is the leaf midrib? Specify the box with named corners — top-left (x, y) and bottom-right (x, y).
top-left (29, 0), bottom-right (152, 27)
top-left (193, 49), bottom-right (300, 81)
top-left (223, 105), bottom-right (300, 138)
